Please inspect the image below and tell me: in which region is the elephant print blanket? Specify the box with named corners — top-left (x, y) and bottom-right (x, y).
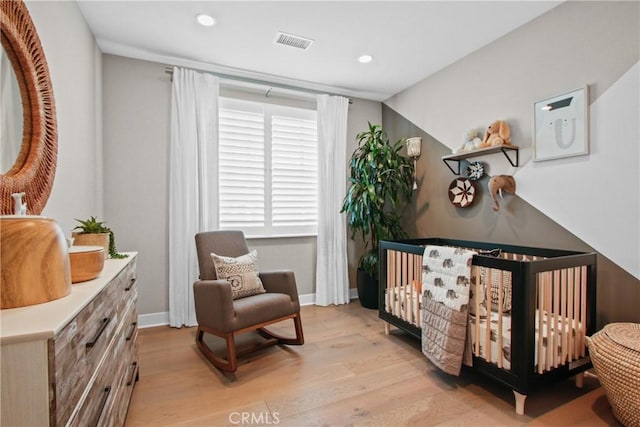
top-left (421, 245), bottom-right (476, 376)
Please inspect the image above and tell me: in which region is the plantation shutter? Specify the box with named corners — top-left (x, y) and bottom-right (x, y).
top-left (271, 106), bottom-right (317, 233)
top-left (218, 99), bottom-right (265, 230)
top-left (218, 98), bottom-right (317, 237)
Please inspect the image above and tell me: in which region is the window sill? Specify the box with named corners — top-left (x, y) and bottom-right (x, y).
top-left (245, 233), bottom-right (317, 240)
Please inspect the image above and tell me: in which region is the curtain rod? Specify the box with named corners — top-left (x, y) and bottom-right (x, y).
top-left (164, 67), bottom-right (352, 104)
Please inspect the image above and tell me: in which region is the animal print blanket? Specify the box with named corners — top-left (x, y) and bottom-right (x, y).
top-left (421, 245), bottom-right (476, 376)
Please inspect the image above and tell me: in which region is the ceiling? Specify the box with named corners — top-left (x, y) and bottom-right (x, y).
top-left (77, 1), bottom-right (561, 101)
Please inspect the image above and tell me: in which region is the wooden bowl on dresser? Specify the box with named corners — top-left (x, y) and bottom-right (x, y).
top-left (69, 246), bottom-right (105, 283)
top-left (0, 216), bottom-right (71, 309)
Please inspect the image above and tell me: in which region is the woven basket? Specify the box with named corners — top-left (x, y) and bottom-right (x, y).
top-left (72, 232), bottom-right (109, 259)
top-left (586, 323), bottom-right (640, 427)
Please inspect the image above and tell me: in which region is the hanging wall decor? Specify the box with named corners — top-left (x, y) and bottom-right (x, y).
top-left (448, 177), bottom-right (476, 208)
top-left (0, 0), bottom-right (58, 214)
top-left (466, 161), bottom-right (484, 181)
top-left (534, 86), bottom-right (589, 161)
top-left (488, 175), bottom-right (516, 212)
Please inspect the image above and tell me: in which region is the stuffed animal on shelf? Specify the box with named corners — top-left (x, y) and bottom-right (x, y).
top-left (453, 129), bottom-right (483, 154)
top-left (479, 120), bottom-right (511, 148)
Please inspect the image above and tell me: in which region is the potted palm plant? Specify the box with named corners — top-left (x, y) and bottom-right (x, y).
top-left (72, 216), bottom-right (128, 259)
top-left (341, 123), bottom-right (414, 308)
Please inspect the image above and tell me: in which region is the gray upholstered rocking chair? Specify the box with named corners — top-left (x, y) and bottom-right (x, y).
top-left (193, 230), bottom-right (304, 372)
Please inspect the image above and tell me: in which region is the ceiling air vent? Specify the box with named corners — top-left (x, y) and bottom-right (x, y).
top-left (275, 32), bottom-right (313, 50)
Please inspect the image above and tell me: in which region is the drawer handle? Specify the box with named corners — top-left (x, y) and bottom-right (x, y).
top-left (126, 322), bottom-right (137, 341)
top-left (92, 386), bottom-right (111, 427)
top-left (127, 361), bottom-right (138, 386)
top-left (86, 317), bottom-right (110, 349)
top-left (125, 278), bottom-right (136, 291)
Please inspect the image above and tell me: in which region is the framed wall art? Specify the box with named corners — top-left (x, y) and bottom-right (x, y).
top-left (533, 86), bottom-right (589, 161)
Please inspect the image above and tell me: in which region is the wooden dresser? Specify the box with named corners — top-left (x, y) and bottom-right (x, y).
top-left (0, 253), bottom-right (139, 426)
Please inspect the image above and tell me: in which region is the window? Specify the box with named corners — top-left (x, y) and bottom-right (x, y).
top-left (218, 97), bottom-right (318, 237)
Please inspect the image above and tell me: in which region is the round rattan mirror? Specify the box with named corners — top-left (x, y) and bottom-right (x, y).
top-left (0, 0), bottom-right (57, 215)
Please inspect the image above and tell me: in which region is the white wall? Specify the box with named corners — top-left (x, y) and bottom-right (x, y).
top-left (102, 55), bottom-right (382, 318)
top-left (102, 56), bottom-right (170, 317)
top-left (26, 1), bottom-right (103, 234)
top-left (385, 1), bottom-right (640, 278)
top-left (517, 63), bottom-right (639, 278)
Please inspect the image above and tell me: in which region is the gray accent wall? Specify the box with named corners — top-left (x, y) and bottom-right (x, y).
top-left (382, 1), bottom-right (639, 326)
top-left (383, 105), bottom-right (639, 326)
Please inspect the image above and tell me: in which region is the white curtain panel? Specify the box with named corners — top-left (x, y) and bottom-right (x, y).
top-left (315, 94), bottom-right (350, 306)
top-left (168, 67), bottom-right (219, 327)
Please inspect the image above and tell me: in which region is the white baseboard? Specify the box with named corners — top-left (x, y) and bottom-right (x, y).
top-left (137, 289), bottom-right (359, 329)
top-left (138, 311), bottom-right (169, 328)
top-left (295, 288), bottom-right (359, 306)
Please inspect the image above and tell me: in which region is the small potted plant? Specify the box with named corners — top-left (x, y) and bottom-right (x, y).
top-left (72, 216), bottom-right (128, 259)
top-left (341, 123), bottom-right (414, 309)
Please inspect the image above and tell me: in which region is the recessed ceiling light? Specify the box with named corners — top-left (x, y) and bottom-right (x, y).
top-left (196, 13), bottom-right (216, 27)
top-left (358, 54), bottom-right (373, 64)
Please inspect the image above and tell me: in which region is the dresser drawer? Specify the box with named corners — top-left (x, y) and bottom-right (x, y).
top-left (116, 297), bottom-right (139, 371)
top-left (112, 303), bottom-right (139, 426)
top-left (67, 348), bottom-right (122, 427)
top-left (114, 257), bottom-right (137, 314)
top-left (68, 300), bottom-right (139, 427)
top-left (49, 277), bottom-right (122, 426)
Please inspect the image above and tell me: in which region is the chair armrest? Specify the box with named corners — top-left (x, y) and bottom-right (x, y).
top-left (259, 270), bottom-right (300, 304)
top-left (193, 279), bottom-right (234, 331)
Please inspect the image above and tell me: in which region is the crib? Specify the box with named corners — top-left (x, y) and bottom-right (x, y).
top-left (379, 238), bottom-right (597, 415)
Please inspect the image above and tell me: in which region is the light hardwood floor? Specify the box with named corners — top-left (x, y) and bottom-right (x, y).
top-left (126, 303), bottom-right (619, 426)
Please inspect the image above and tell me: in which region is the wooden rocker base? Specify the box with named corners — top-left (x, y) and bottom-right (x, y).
top-left (196, 313), bottom-right (304, 373)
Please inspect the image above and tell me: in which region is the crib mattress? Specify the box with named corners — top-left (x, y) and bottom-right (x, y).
top-left (469, 311), bottom-right (583, 371)
top-left (469, 311), bottom-right (512, 368)
top-left (386, 286), bottom-right (582, 372)
top-left (385, 286), bottom-right (421, 325)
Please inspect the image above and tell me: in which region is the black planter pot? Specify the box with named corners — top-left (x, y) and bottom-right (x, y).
top-left (356, 268), bottom-right (379, 309)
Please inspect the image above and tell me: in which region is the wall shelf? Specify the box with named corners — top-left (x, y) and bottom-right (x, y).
top-left (442, 145), bottom-right (519, 175)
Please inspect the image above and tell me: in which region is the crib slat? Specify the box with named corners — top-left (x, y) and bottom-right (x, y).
top-left (390, 250), bottom-right (396, 316)
top-left (497, 269), bottom-right (503, 369)
top-left (404, 254), bottom-right (415, 325)
top-left (392, 250), bottom-right (397, 314)
top-left (417, 254), bottom-right (423, 328)
top-left (416, 254), bottom-right (421, 327)
top-left (387, 250), bottom-right (392, 314)
top-left (411, 255), bottom-right (420, 326)
top-left (387, 250), bottom-right (392, 313)
top-left (580, 266), bottom-right (587, 357)
top-left (537, 273), bottom-right (545, 374)
top-left (545, 271), bottom-right (552, 372)
top-left (394, 251), bottom-right (402, 318)
top-left (474, 267), bottom-right (480, 356)
top-left (410, 254), bottom-right (416, 325)
top-left (485, 268), bottom-right (492, 364)
top-left (567, 267), bottom-right (574, 362)
top-left (389, 250), bottom-right (394, 316)
top-left (402, 252), bottom-right (407, 323)
top-left (407, 254), bottom-right (416, 325)
top-left (570, 268), bottom-right (580, 360)
top-left (544, 271), bottom-right (554, 370)
top-left (561, 270), bottom-right (567, 364)
top-left (553, 270), bottom-right (561, 368)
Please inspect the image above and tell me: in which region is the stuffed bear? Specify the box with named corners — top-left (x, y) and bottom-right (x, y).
top-left (453, 129), bottom-right (482, 154)
top-left (479, 120), bottom-right (511, 148)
